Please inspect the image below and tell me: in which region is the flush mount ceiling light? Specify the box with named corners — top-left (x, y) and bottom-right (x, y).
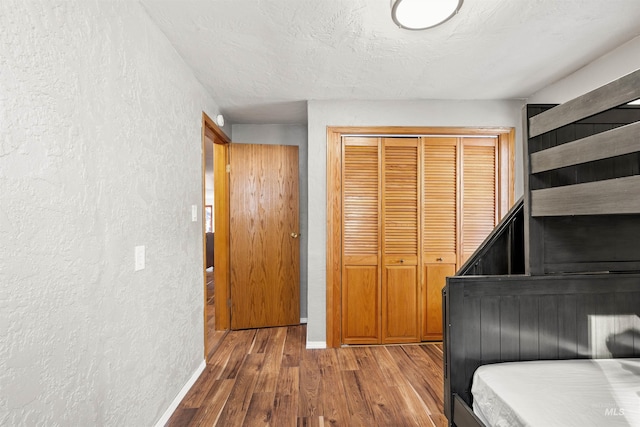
top-left (391, 0), bottom-right (463, 30)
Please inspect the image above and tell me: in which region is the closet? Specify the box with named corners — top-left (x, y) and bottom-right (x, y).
top-left (341, 135), bottom-right (500, 344)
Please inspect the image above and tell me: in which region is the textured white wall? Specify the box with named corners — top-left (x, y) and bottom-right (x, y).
top-left (0, 1), bottom-right (221, 425)
top-left (528, 35), bottom-right (640, 104)
top-left (231, 124), bottom-right (309, 319)
top-left (306, 99), bottom-right (524, 344)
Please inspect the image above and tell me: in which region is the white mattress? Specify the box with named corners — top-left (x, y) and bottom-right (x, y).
top-left (471, 358), bottom-right (640, 427)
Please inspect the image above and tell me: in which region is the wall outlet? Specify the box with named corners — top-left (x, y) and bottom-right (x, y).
top-left (192, 205), bottom-right (198, 222)
top-left (135, 245), bottom-right (145, 271)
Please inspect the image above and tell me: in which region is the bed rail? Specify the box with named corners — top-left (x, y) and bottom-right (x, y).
top-left (524, 68), bottom-right (640, 274)
top-left (445, 68), bottom-right (640, 427)
top-left (443, 273), bottom-right (640, 426)
top-left (456, 197), bottom-right (524, 276)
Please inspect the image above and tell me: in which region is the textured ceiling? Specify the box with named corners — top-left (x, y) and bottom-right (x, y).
top-left (141, 0), bottom-right (640, 124)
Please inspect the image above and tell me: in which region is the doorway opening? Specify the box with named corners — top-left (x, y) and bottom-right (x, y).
top-left (202, 113), bottom-right (231, 361)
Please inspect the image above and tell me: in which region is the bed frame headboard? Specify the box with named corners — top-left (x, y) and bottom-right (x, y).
top-left (524, 70), bottom-right (640, 275)
top-left (444, 69), bottom-right (640, 427)
top-left (443, 274), bottom-right (640, 422)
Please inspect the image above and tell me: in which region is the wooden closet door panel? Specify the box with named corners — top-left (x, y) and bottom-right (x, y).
top-left (382, 265), bottom-right (419, 343)
top-left (461, 138), bottom-right (498, 265)
top-left (341, 137), bottom-right (381, 344)
top-left (421, 137), bottom-right (458, 341)
top-left (383, 139), bottom-right (419, 256)
top-left (423, 263), bottom-right (455, 340)
top-left (342, 266), bottom-right (379, 344)
top-left (382, 138), bottom-right (420, 343)
top-left (422, 138), bottom-right (458, 262)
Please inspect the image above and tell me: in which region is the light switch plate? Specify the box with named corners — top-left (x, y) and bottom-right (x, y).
top-left (135, 245), bottom-right (145, 271)
top-left (191, 205), bottom-right (198, 222)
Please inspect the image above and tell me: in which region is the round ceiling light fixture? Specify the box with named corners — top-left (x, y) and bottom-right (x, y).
top-left (215, 114), bottom-right (225, 127)
top-left (391, 0), bottom-right (463, 30)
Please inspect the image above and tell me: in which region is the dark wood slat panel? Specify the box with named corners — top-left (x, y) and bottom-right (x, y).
top-left (453, 395), bottom-right (485, 427)
top-left (531, 175), bottom-right (640, 216)
top-left (557, 295), bottom-right (577, 359)
top-left (530, 121), bottom-right (640, 173)
top-left (634, 296), bottom-right (640, 357)
top-left (529, 69), bottom-right (640, 137)
top-left (444, 275), bottom-right (640, 421)
top-left (499, 296), bottom-right (520, 360)
top-left (463, 297), bottom-right (481, 398)
top-left (519, 296), bottom-right (539, 360)
top-left (575, 293), bottom-right (593, 358)
top-left (539, 295), bottom-right (559, 358)
top-left (444, 282), bottom-right (463, 421)
top-left (523, 105), bottom-right (544, 275)
top-left (541, 215), bottom-right (640, 274)
top-left (546, 262), bottom-right (640, 274)
top-left (480, 297), bottom-right (500, 362)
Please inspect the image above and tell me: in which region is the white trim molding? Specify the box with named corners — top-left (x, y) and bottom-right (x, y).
top-left (306, 341), bottom-right (327, 349)
top-left (154, 359), bottom-right (206, 427)
top-left (300, 317), bottom-right (308, 324)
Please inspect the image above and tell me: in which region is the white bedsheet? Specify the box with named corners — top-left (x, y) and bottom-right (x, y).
top-left (471, 358), bottom-right (640, 427)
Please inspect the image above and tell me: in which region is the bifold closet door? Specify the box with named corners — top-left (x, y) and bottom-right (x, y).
top-left (341, 137), bottom-right (381, 345)
top-left (381, 138), bottom-right (420, 344)
top-left (422, 138), bottom-right (458, 341)
top-left (460, 138), bottom-right (498, 265)
top-left (340, 135), bottom-right (500, 344)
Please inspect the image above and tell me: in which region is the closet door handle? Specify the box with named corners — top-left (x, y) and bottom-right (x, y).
top-left (436, 257), bottom-right (443, 262)
top-left (400, 259), bottom-right (405, 263)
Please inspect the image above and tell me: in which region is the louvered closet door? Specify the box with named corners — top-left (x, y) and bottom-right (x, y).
top-left (461, 138), bottom-right (498, 265)
top-left (422, 138), bottom-right (457, 340)
top-left (341, 137), bottom-right (381, 344)
top-left (382, 138), bottom-right (420, 344)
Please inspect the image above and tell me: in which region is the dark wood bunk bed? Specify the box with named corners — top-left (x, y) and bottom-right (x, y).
top-left (444, 69), bottom-right (640, 427)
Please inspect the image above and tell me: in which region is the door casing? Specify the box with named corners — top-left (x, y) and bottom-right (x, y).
top-left (202, 113), bottom-right (231, 359)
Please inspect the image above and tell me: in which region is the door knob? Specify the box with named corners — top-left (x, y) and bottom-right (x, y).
top-left (290, 232), bottom-right (299, 238)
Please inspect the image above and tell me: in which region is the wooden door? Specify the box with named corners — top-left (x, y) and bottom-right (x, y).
top-left (341, 137), bottom-right (381, 344)
top-left (381, 138), bottom-right (420, 343)
top-left (460, 138), bottom-right (498, 265)
top-left (422, 138), bottom-right (457, 340)
top-left (229, 144), bottom-right (300, 329)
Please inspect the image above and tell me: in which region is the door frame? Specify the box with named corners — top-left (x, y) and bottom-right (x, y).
top-left (326, 126), bottom-right (515, 348)
top-left (202, 112), bottom-right (231, 358)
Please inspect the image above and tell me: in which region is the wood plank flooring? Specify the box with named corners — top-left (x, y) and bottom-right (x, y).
top-left (205, 269), bottom-right (226, 362)
top-left (168, 325), bottom-right (446, 427)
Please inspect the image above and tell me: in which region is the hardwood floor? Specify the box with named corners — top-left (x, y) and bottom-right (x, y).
top-left (206, 269), bottom-right (226, 362)
top-left (168, 325), bottom-right (446, 427)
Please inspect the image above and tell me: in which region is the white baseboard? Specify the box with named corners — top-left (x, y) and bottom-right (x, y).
top-left (306, 341), bottom-right (326, 349)
top-left (154, 359), bottom-right (206, 427)
top-left (300, 317), bottom-right (308, 324)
